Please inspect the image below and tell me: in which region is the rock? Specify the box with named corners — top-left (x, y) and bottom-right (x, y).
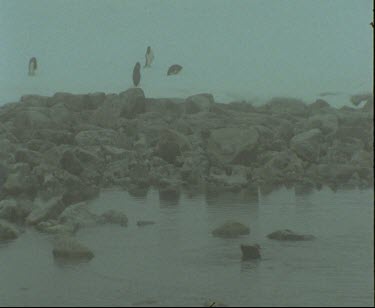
top-left (154, 128), bottom-right (191, 164)
top-left (26, 196), bottom-right (67, 225)
top-left (212, 221), bottom-right (250, 238)
top-left (307, 113), bottom-right (338, 134)
top-left (136, 220), bottom-right (156, 227)
top-left (184, 93), bottom-right (214, 114)
top-left (2, 167), bottom-right (39, 197)
top-left (0, 219), bottom-right (20, 240)
top-left (267, 229), bottom-right (315, 241)
top-left (58, 202), bottom-right (99, 228)
top-left (14, 149), bottom-right (43, 168)
top-left (0, 198), bottom-right (33, 223)
top-left (35, 220), bottom-right (77, 235)
top-left (75, 128), bottom-right (121, 147)
top-left (210, 127), bottom-right (259, 165)
top-left (60, 150), bottom-right (83, 175)
top-left (290, 128), bottom-right (322, 162)
top-left (52, 235), bottom-right (94, 261)
top-left (119, 88), bottom-right (146, 119)
top-left (265, 97), bottom-right (308, 116)
top-left (240, 244), bottom-right (261, 260)
top-left (50, 92), bottom-right (103, 112)
top-left (0, 163), bottom-right (8, 193)
top-left (99, 210), bottom-right (128, 227)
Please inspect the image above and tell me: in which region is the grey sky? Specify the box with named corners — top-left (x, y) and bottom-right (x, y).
top-left (0, 0), bottom-right (373, 104)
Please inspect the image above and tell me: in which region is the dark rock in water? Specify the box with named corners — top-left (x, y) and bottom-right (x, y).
top-left (212, 221), bottom-right (250, 238)
top-left (267, 229), bottom-right (315, 241)
top-left (99, 209), bottom-right (128, 227)
top-left (52, 235), bottom-right (94, 261)
top-left (167, 64), bottom-right (183, 76)
top-left (136, 220), bottom-right (156, 227)
top-left (240, 244), bottom-right (261, 260)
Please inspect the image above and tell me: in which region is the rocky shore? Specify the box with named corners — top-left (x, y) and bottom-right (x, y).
top-left (0, 89), bottom-right (373, 246)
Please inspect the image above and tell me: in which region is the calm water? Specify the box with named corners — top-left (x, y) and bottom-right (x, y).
top-left (0, 187), bottom-right (373, 307)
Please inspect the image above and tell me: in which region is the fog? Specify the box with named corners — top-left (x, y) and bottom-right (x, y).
top-left (0, 0), bottom-right (373, 105)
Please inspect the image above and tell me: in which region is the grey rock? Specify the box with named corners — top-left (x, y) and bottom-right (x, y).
top-left (267, 229), bottom-right (315, 241)
top-left (52, 235), bottom-right (94, 260)
top-left (212, 221), bottom-right (250, 238)
top-left (240, 244), bottom-right (261, 260)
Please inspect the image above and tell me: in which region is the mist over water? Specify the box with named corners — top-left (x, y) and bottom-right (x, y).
top-left (0, 0), bottom-right (373, 106)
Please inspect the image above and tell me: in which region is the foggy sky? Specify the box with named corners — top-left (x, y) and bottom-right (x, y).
top-left (0, 0), bottom-right (373, 104)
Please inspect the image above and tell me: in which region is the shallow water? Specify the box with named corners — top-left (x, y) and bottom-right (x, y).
top-left (0, 187), bottom-right (373, 307)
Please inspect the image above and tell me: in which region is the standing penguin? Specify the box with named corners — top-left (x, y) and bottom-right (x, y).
top-left (133, 62), bottom-right (141, 87)
top-left (144, 46), bottom-right (154, 68)
top-left (28, 57), bottom-right (37, 76)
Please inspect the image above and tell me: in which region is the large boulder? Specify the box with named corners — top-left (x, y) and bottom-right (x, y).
top-left (210, 127), bottom-right (259, 165)
top-left (99, 210), bottom-right (128, 227)
top-left (267, 229), bottom-right (315, 241)
top-left (58, 202), bottom-right (99, 228)
top-left (26, 196), bottom-right (67, 225)
top-left (155, 129), bottom-right (191, 164)
top-left (75, 128), bottom-right (122, 147)
top-left (60, 150), bottom-right (84, 176)
top-left (212, 221), bottom-right (250, 238)
top-left (265, 97), bottom-right (308, 116)
top-left (49, 92), bottom-right (104, 112)
top-left (240, 244), bottom-right (261, 260)
top-left (0, 219), bottom-right (20, 241)
top-left (0, 198), bottom-right (33, 223)
top-left (119, 88), bottom-right (146, 119)
top-left (184, 93), bottom-right (214, 114)
top-left (307, 113), bottom-right (338, 134)
top-left (2, 166), bottom-right (39, 197)
top-left (52, 235), bottom-right (94, 261)
top-left (290, 128), bottom-right (323, 162)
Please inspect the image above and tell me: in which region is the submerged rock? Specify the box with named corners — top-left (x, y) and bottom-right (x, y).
top-left (212, 221), bottom-right (250, 238)
top-left (267, 229), bottom-right (315, 241)
top-left (240, 244), bottom-right (261, 260)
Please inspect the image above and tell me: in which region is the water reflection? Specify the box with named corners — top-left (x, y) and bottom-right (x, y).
top-left (158, 188), bottom-right (181, 207)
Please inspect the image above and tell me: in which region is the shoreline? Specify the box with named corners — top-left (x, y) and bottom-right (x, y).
top-left (0, 88), bottom-right (373, 240)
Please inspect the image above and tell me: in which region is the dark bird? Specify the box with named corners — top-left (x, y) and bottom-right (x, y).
top-left (28, 57), bottom-right (37, 76)
top-left (167, 64), bottom-right (183, 76)
top-left (133, 62), bottom-right (141, 87)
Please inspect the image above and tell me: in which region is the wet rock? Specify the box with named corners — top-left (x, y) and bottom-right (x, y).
top-left (240, 244), bottom-right (261, 260)
top-left (52, 235), bottom-right (94, 261)
top-left (265, 97), bottom-right (308, 116)
top-left (184, 93), bottom-right (214, 114)
top-left (26, 196), bottom-right (67, 225)
top-left (99, 209), bottom-right (128, 227)
top-left (119, 88), bottom-right (146, 119)
top-left (136, 220), bottom-right (156, 227)
top-left (0, 219), bottom-right (20, 240)
top-left (290, 128), bottom-right (322, 162)
top-left (0, 198), bottom-right (33, 223)
top-left (267, 229), bottom-right (315, 241)
top-left (212, 221), bottom-right (250, 238)
top-left (58, 202), bottom-right (99, 228)
top-left (35, 220), bottom-right (77, 235)
top-left (75, 129), bottom-right (120, 147)
top-left (60, 150), bottom-right (83, 176)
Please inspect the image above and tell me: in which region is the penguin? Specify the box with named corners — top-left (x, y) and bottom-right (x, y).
top-left (28, 57), bottom-right (37, 76)
top-left (133, 62), bottom-right (141, 87)
top-left (167, 64), bottom-right (183, 76)
top-left (144, 46), bottom-right (154, 68)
